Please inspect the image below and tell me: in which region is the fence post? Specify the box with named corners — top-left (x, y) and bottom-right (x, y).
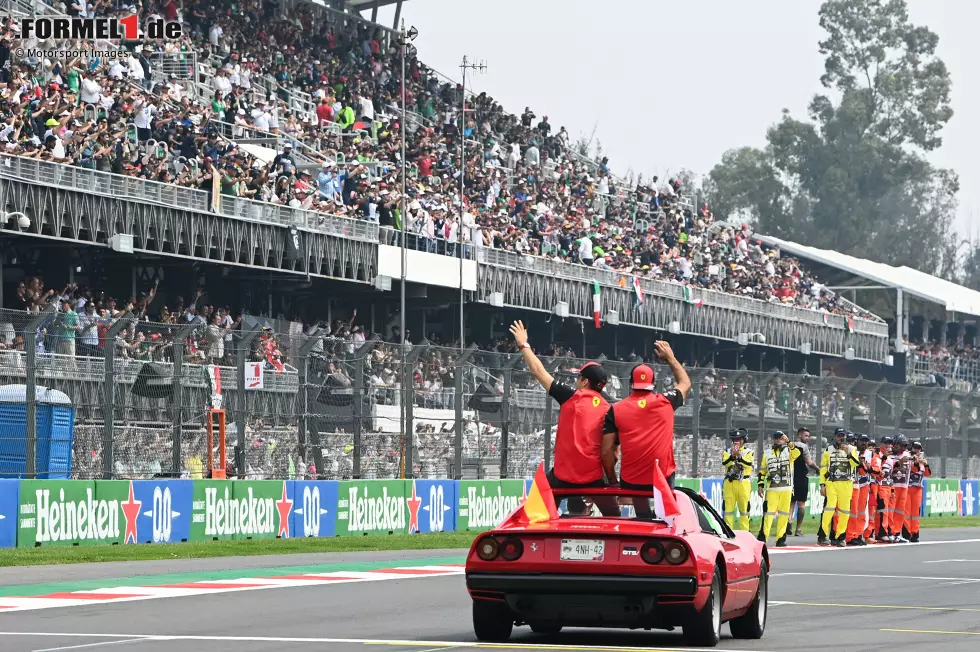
top-left (724, 371), bottom-right (744, 435)
top-left (454, 344), bottom-right (478, 479)
top-left (101, 311), bottom-right (133, 479)
top-left (961, 389), bottom-right (975, 479)
top-left (297, 331), bottom-right (327, 478)
top-left (500, 353), bottom-right (521, 479)
top-left (352, 336), bottom-right (380, 479)
top-left (170, 323), bottom-right (199, 477)
top-left (689, 370), bottom-right (704, 477)
top-left (401, 340), bottom-right (429, 479)
top-left (814, 383), bottom-right (825, 462)
top-left (937, 389), bottom-right (950, 479)
top-left (24, 306), bottom-right (56, 479)
top-left (234, 325), bottom-right (263, 476)
top-left (542, 357), bottom-right (564, 469)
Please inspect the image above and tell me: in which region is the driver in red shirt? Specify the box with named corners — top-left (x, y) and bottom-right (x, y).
top-left (601, 341), bottom-right (691, 490)
top-left (509, 321), bottom-right (611, 491)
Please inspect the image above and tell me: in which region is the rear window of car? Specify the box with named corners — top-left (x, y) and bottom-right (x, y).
top-left (556, 494), bottom-right (667, 522)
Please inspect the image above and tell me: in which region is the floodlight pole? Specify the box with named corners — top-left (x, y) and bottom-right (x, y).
top-left (459, 55), bottom-right (486, 349)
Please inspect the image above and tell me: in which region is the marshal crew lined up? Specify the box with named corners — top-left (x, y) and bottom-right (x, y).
top-left (720, 428), bottom-right (932, 547)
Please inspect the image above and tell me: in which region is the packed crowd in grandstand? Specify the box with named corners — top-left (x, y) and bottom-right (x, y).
top-left (1, 0), bottom-right (867, 318)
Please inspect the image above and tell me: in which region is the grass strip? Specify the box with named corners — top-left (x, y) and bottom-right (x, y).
top-left (0, 532), bottom-right (477, 568)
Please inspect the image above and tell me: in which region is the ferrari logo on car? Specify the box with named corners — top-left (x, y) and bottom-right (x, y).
top-left (638, 399), bottom-right (647, 408)
top-left (531, 543), bottom-right (538, 552)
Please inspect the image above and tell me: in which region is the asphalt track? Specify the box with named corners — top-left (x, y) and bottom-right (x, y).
top-left (1, 528), bottom-right (979, 652)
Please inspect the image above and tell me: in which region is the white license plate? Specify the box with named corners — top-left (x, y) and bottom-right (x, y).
top-left (560, 539), bottom-right (605, 561)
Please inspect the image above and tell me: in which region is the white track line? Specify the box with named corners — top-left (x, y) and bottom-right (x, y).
top-left (32, 638), bottom-right (161, 652)
top-left (773, 572), bottom-right (980, 582)
top-left (0, 633), bottom-right (767, 652)
top-left (768, 538), bottom-right (980, 553)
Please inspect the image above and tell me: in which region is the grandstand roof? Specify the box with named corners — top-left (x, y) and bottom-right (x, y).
top-left (756, 235), bottom-right (980, 318)
top-left (346, 0), bottom-right (405, 9)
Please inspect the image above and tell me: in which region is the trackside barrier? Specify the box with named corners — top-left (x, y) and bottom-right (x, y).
top-left (0, 478), bottom-right (974, 548)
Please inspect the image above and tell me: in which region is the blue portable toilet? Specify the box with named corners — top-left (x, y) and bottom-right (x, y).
top-left (0, 385), bottom-right (75, 479)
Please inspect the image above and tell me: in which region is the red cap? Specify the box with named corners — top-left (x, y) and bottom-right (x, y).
top-left (631, 364), bottom-right (655, 391)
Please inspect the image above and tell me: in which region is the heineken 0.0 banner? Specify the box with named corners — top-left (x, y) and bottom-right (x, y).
top-left (18, 480), bottom-right (115, 547)
top-left (962, 480), bottom-right (979, 517)
top-left (0, 479), bottom-right (20, 549)
top-left (131, 479), bottom-right (193, 544)
top-left (190, 480), bottom-right (294, 540)
top-left (456, 480), bottom-right (525, 531)
top-left (291, 481), bottom-right (339, 538)
top-left (336, 480), bottom-right (409, 535)
top-left (410, 479), bottom-right (457, 534)
top-left (924, 478), bottom-right (960, 517)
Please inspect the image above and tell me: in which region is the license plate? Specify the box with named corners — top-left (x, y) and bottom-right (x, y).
top-left (560, 539), bottom-right (605, 561)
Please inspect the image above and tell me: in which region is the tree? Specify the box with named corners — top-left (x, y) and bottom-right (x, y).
top-left (705, 0), bottom-right (958, 275)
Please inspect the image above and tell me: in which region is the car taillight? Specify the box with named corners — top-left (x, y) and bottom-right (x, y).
top-left (664, 541), bottom-right (689, 565)
top-left (476, 536), bottom-right (500, 561)
top-left (499, 537), bottom-right (523, 561)
top-left (640, 540), bottom-right (665, 564)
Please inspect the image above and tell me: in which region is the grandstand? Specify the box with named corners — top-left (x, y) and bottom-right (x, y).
top-left (0, 0), bottom-right (978, 483)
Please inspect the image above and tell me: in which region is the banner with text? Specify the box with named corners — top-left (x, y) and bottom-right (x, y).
top-left (291, 481), bottom-right (339, 538)
top-left (923, 478), bottom-right (960, 517)
top-left (131, 479), bottom-right (193, 544)
top-left (0, 479), bottom-right (18, 548)
top-left (961, 480), bottom-right (979, 517)
top-left (336, 480), bottom-right (410, 535)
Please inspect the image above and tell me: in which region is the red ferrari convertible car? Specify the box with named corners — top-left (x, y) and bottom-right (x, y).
top-left (464, 486), bottom-right (768, 647)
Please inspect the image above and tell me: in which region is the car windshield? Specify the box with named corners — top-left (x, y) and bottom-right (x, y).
top-left (556, 493), bottom-right (667, 522)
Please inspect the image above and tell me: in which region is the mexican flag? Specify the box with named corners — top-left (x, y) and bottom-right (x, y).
top-left (846, 316), bottom-right (855, 333)
top-left (632, 276), bottom-right (644, 306)
top-left (592, 280), bottom-right (602, 328)
top-left (682, 286), bottom-right (703, 307)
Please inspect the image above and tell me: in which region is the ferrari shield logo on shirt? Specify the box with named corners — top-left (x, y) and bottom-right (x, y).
top-left (592, 397), bottom-right (601, 408)
top-left (638, 399), bottom-right (647, 408)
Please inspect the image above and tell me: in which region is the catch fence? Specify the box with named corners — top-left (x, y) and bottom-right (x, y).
top-left (1, 307), bottom-right (978, 481)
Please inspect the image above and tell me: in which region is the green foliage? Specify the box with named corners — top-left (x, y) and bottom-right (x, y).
top-left (705, 0), bottom-right (959, 277)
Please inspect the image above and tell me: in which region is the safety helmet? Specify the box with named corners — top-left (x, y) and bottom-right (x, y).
top-left (911, 440), bottom-right (923, 450)
top-left (880, 435), bottom-right (894, 445)
top-left (895, 434), bottom-right (909, 447)
top-left (729, 428), bottom-right (747, 442)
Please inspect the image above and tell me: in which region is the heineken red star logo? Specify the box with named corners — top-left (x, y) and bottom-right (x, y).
top-left (275, 481), bottom-right (293, 538)
top-left (406, 480), bottom-right (422, 533)
top-left (121, 481), bottom-right (142, 544)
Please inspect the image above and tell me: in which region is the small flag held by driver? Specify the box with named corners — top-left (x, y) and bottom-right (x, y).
top-left (653, 459), bottom-right (680, 527)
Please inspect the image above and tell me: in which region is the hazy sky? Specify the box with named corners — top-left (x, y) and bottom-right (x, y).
top-left (376, 0), bottom-right (980, 240)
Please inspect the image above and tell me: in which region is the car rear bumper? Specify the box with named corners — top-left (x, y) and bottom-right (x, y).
top-left (467, 572), bottom-right (705, 629)
top-left (466, 573), bottom-right (697, 595)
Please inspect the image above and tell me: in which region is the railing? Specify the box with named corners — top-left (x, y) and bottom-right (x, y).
top-left (0, 154), bottom-right (379, 241)
top-left (909, 350), bottom-right (979, 392)
top-left (477, 248), bottom-right (889, 338)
